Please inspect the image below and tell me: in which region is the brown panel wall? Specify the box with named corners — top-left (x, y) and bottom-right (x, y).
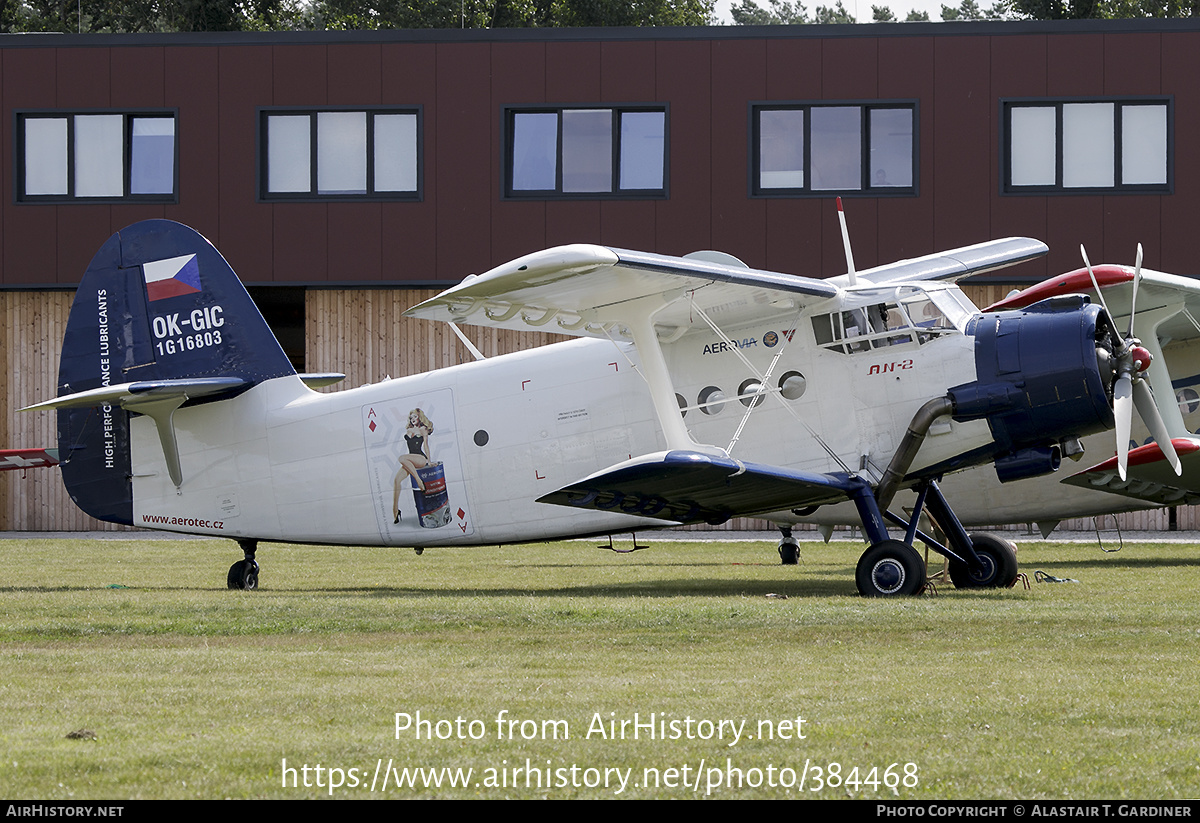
top-left (4, 26), bottom-right (1200, 288)
top-left (989, 33), bottom-right (1048, 281)
top-left (598, 39), bottom-right (660, 250)
top-left (817, 35), bottom-right (882, 275)
top-left (304, 288), bottom-right (569, 388)
top-left (165, 46), bottom-right (221, 234)
top-left (710, 38), bottom-right (766, 263)
top-left (654, 39), bottom-right (713, 257)
top-left (931, 36), bottom-right (992, 253)
top-left (382, 42), bottom-right (439, 281)
top-left (761, 38), bottom-right (825, 274)
top-left (490, 41), bottom-right (548, 263)
top-left (818, 35), bottom-right (880, 277)
top-left (434, 42), bottom-right (492, 281)
top-left (217, 45), bottom-right (273, 279)
top-left (877, 35), bottom-right (935, 264)
top-left (1159, 32), bottom-right (1198, 275)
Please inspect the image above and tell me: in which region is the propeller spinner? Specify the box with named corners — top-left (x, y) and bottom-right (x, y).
top-left (1081, 244), bottom-right (1182, 481)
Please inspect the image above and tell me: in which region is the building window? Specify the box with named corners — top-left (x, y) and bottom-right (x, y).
top-left (17, 111), bottom-right (177, 203)
top-left (260, 108), bottom-right (421, 200)
top-left (504, 106), bottom-right (667, 198)
top-left (752, 102), bottom-right (917, 197)
top-left (1002, 99), bottom-right (1171, 194)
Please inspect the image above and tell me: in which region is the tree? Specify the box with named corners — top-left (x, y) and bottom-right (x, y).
top-left (2, 0), bottom-right (713, 31)
top-left (905, 7), bottom-right (930, 16)
top-left (1008, 0), bottom-right (1099, 16)
top-left (3, 0), bottom-right (296, 32)
top-left (871, 4), bottom-right (897, 20)
top-left (310, 0), bottom-right (713, 29)
top-left (730, 0), bottom-right (808, 24)
top-left (1103, 0), bottom-right (1200, 14)
top-left (941, 0), bottom-right (993, 16)
top-left (812, 0), bottom-right (855, 20)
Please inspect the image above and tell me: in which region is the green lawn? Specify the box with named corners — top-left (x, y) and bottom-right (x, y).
top-left (0, 535), bottom-right (1197, 799)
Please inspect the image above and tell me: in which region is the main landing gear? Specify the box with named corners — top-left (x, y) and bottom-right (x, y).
top-left (843, 477), bottom-right (1019, 597)
top-left (227, 538), bottom-right (259, 590)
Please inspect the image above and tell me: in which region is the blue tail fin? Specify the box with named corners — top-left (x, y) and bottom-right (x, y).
top-left (57, 220), bottom-right (295, 524)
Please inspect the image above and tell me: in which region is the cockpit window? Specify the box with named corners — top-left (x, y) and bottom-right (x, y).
top-left (812, 285), bottom-right (972, 354)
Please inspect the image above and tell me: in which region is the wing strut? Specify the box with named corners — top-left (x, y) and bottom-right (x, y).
top-left (621, 296), bottom-right (717, 454)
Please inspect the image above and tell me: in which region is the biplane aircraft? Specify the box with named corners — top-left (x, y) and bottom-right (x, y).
top-left (9, 217), bottom-right (1176, 596)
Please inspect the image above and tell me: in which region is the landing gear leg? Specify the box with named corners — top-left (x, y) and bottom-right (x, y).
top-left (846, 482), bottom-right (927, 597)
top-left (849, 477), bottom-right (1020, 596)
top-left (227, 539), bottom-right (259, 591)
top-left (777, 526), bottom-right (800, 565)
top-left (876, 480), bottom-right (1020, 591)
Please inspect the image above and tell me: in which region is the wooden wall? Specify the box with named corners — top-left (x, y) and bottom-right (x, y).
top-left (303, 289), bottom-right (569, 385)
top-left (0, 291), bottom-right (122, 530)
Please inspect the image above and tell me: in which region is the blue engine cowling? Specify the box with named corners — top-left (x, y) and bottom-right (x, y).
top-left (948, 294), bottom-right (1117, 481)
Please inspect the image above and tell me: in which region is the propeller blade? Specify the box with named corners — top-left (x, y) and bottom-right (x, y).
top-left (1114, 373), bottom-right (1133, 481)
top-left (1132, 378), bottom-right (1183, 476)
top-left (1128, 243), bottom-right (1143, 340)
top-left (1081, 244), bottom-right (1123, 347)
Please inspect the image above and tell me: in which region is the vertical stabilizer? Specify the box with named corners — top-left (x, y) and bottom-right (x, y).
top-left (56, 220), bottom-right (295, 524)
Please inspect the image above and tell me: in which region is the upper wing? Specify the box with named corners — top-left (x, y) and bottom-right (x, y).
top-left (849, 237), bottom-right (1048, 286)
top-left (406, 239), bottom-right (1049, 339)
top-left (404, 244), bottom-right (839, 338)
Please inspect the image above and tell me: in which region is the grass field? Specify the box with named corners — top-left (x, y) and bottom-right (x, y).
top-left (0, 534), bottom-right (1197, 799)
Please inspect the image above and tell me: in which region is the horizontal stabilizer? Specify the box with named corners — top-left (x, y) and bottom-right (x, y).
top-left (537, 450), bottom-right (865, 525)
top-left (299, 373), bottom-right (346, 389)
top-left (22, 377), bottom-right (250, 413)
top-left (25, 377), bottom-right (249, 489)
top-left (1061, 438), bottom-right (1200, 506)
top-left (0, 448), bottom-right (60, 471)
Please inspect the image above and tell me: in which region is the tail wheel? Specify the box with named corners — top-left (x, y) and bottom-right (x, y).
top-left (778, 537), bottom-right (800, 565)
top-left (856, 540), bottom-right (926, 597)
top-left (949, 532), bottom-right (1018, 589)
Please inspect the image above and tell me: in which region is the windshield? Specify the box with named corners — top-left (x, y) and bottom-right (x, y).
top-left (811, 284), bottom-right (972, 354)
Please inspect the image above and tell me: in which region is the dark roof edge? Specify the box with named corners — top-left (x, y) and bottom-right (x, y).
top-left (3, 18), bottom-right (1200, 48)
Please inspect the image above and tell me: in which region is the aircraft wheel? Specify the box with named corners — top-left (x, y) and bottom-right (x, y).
top-left (856, 540), bottom-right (926, 597)
top-left (226, 559), bottom-right (259, 591)
top-left (778, 536), bottom-right (800, 565)
top-left (949, 532), bottom-right (1018, 589)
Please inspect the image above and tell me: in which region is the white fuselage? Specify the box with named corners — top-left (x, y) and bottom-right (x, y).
top-left (129, 282), bottom-right (1014, 547)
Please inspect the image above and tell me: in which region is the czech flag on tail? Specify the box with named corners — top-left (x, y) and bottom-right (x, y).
top-left (143, 254), bottom-right (201, 301)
